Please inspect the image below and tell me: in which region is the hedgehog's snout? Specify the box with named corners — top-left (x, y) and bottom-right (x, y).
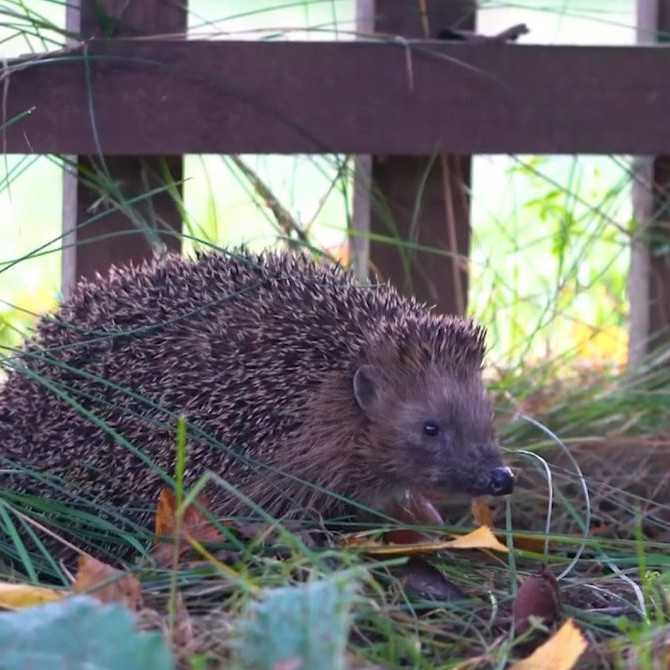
top-left (479, 466), bottom-right (515, 496)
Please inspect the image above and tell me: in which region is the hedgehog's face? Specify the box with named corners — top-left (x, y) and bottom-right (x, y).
top-left (353, 364), bottom-right (514, 498)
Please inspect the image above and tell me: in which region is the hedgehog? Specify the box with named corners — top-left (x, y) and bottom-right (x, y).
top-left (0, 250), bottom-right (513, 556)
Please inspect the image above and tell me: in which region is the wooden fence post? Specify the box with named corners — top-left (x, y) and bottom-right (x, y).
top-left (369, 1), bottom-right (475, 315)
top-left (629, 0), bottom-right (670, 363)
top-left (61, 0), bottom-right (186, 297)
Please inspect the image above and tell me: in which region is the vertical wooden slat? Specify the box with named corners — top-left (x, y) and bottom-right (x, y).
top-left (629, 156), bottom-right (653, 365)
top-left (62, 0), bottom-right (186, 297)
top-left (369, 1), bottom-right (475, 315)
top-left (350, 0), bottom-right (375, 281)
top-left (630, 0), bottom-right (670, 362)
top-left (648, 156), bottom-right (670, 338)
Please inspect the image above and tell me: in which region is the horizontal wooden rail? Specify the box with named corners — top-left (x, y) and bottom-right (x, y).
top-left (4, 40), bottom-right (670, 156)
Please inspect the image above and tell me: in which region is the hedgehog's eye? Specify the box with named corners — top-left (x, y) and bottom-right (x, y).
top-left (423, 421), bottom-right (440, 437)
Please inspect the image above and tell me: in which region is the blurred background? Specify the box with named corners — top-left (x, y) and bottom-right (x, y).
top-left (0, 0), bottom-right (638, 372)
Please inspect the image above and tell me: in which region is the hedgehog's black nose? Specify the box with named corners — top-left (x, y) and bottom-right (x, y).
top-left (488, 467), bottom-right (515, 496)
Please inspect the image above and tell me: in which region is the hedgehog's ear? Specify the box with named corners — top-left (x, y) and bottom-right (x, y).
top-left (353, 365), bottom-right (384, 414)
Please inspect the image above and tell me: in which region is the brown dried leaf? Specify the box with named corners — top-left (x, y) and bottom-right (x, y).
top-left (154, 487), bottom-right (179, 538)
top-left (399, 558), bottom-right (466, 601)
top-left (154, 488), bottom-right (224, 566)
top-left (510, 619), bottom-right (587, 670)
top-left (508, 535), bottom-right (548, 554)
top-left (513, 567), bottom-right (561, 635)
top-left (73, 555), bottom-right (142, 611)
top-left (385, 490), bottom-right (444, 544)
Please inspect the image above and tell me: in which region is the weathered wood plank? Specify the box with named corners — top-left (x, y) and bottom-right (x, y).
top-left (5, 40), bottom-right (670, 155)
top-left (369, 0), bottom-right (474, 315)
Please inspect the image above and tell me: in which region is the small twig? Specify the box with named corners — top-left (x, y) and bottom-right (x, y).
top-left (229, 155), bottom-right (308, 247)
top-left (304, 156), bottom-right (350, 234)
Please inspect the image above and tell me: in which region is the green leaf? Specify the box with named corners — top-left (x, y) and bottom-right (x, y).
top-left (0, 595), bottom-right (174, 670)
top-left (236, 577), bottom-right (356, 670)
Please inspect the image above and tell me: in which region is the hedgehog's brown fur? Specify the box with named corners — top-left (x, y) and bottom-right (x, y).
top-left (0, 250), bottom-right (506, 554)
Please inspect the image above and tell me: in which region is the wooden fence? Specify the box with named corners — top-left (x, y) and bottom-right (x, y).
top-left (3, 0), bottom-right (670, 358)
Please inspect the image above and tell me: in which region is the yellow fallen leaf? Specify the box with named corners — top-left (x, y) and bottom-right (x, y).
top-left (350, 525), bottom-right (509, 556)
top-left (471, 499), bottom-right (548, 553)
top-left (445, 526), bottom-right (509, 551)
top-left (510, 619), bottom-right (587, 670)
top-left (0, 582), bottom-right (65, 609)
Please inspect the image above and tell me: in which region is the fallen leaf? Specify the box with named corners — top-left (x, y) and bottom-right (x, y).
top-left (154, 489), bottom-right (224, 566)
top-left (386, 490), bottom-right (445, 544)
top-left (513, 567), bottom-right (561, 635)
top-left (155, 487), bottom-right (178, 539)
top-left (0, 582), bottom-right (65, 609)
top-left (444, 526), bottom-right (509, 551)
top-left (506, 534), bottom-right (548, 554)
top-left (349, 525), bottom-right (509, 556)
top-left (73, 556), bottom-right (143, 611)
top-left (156, 488), bottom-right (214, 538)
top-left (399, 558), bottom-right (466, 601)
top-left (471, 497), bottom-right (495, 527)
top-left (510, 619), bottom-right (587, 670)
top-left (471, 498), bottom-right (547, 553)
